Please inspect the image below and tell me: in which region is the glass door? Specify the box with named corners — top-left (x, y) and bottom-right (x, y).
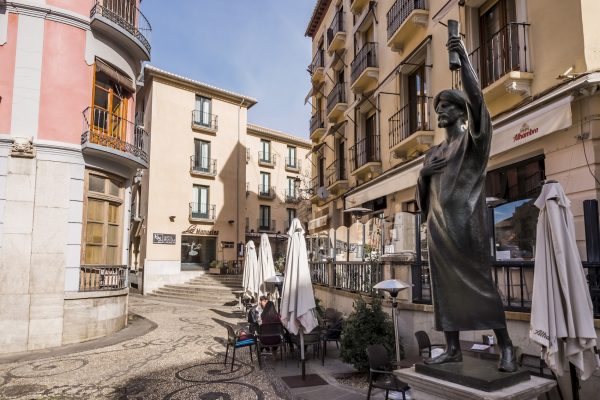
top-left (193, 185), bottom-right (209, 218)
top-left (194, 139), bottom-right (210, 172)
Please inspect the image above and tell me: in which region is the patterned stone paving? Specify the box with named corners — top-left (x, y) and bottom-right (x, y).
top-left (0, 295), bottom-right (291, 399)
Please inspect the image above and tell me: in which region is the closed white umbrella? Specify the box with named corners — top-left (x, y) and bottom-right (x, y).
top-left (280, 218), bottom-right (318, 379)
top-left (257, 233), bottom-right (277, 297)
top-left (530, 182), bottom-right (599, 384)
top-left (242, 240), bottom-right (259, 300)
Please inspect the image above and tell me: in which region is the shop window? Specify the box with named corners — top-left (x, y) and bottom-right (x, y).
top-left (486, 156), bottom-right (545, 261)
top-left (181, 235), bottom-right (216, 268)
top-left (82, 170), bottom-right (124, 265)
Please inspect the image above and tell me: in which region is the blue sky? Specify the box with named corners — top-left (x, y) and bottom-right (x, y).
top-left (142, 0), bottom-right (315, 138)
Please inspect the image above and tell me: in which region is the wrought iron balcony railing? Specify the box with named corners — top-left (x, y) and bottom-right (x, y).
top-left (258, 152), bottom-right (276, 165)
top-left (326, 159), bottom-right (347, 187)
top-left (82, 106), bottom-right (149, 165)
top-left (327, 82), bottom-right (346, 115)
top-left (258, 185), bottom-right (276, 198)
top-left (308, 49), bottom-right (325, 75)
top-left (349, 135), bottom-right (381, 172)
top-left (386, 0), bottom-right (427, 40)
top-left (388, 96), bottom-right (433, 148)
top-left (310, 113), bottom-right (324, 133)
top-left (468, 22), bottom-right (531, 88)
top-left (189, 203), bottom-right (216, 220)
top-left (284, 188), bottom-right (299, 202)
top-left (90, 0), bottom-right (151, 55)
top-left (285, 157), bottom-right (300, 170)
top-left (257, 219), bottom-right (276, 232)
top-left (80, 265), bottom-right (127, 291)
top-left (327, 9), bottom-right (344, 48)
top-left (351, 42), bottom-right (378, 83)
top-left (191, 110), bottom-right (218, 131)
top-left (190, 156), bottom-right (217, 176)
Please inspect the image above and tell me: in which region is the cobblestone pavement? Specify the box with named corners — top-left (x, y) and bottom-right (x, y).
top-left (0, 294), bottom-right (292, 400)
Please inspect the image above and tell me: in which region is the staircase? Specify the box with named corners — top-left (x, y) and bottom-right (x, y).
top-left (148, 274), bottom-right (243, 306)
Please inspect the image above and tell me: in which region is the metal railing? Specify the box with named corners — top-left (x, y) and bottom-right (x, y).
top-left (258, 152), bottom-right (276, 165)
top-left (388, 96), bottom-right (433, 148)
top-left (258, 185), bottom-right (276, 198)
top-left (310, 113), bottom-right (324, 133)
top-left (326, 159), bottom-right (347, 186)
top-left (468, 22), bottom-right (531, 88)
top-left (191, 110), bottom-right (218, 130)
top-left (284, 188), bottom-right (299, 202)
top-left (309, 48), bottom-right (325, 75)
top-left (351, 42), bottom-right (378, 83)
top-left (333, 261), bottom-right (383, 293)
top-left (80, 265), bottom-right (127, 291)
top-left (82, 106), bottom-right (149, 164)
top-left (310, 175), bottom-right (320, 195)
top-left (387, 0), bottom-right (427, 40)
top-left (349, 135), bottom-right (381, 172)
top-left (90, 0), bottom-right (151, 55)
top-left (257, 219), bottom-right (276, 232)
top-left (310, 262), bottom-right (330, 286)
top-left (327, 82), bottom-right (346, 115)
top-left (189, 203), bottom-right (216, 220)
top-left (190, 156), bottom-right (217, 175)
top-left (285, 157), bottom-right (300, 169)
top-left (327, 9), bottom-right (344, 48)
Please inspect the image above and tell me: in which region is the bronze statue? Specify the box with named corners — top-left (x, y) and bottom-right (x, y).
top-left (416, 35), bottom-right (517, 372)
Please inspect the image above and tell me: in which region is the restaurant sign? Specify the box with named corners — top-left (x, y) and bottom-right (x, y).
top-left (153, 233), bottom-right (176, 245)
top-left (512, 123), bottom-right (539, 142)
top-left (182, 225), bottom-right (219, 236)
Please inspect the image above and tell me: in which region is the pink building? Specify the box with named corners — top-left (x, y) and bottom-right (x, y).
top-left (0, 0), bottom-right (151, 353)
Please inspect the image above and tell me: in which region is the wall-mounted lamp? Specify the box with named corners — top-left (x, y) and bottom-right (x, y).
top-left (169, 216), bottom-right (176, 222)
top-left (228, 220), bottom-right (235, 224)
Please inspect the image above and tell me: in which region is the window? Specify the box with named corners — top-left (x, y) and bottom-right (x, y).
top-left (82, 170), bottom-right (124, 265)
top-left (260, 140), bottom-right (271, 162)
top-left (287, 146), bottom-right (297, 168)
top-left (286, 176), bottom-right (296, 199)
top-left (259, 205), bottom-right (271, 230)
top-left (486, 156), bottom-right (545, 261)
top-left (318, 156), bottom-right (325, 187)
top-left (336, 138), bottom-right (346, 180)
top-left (192, 185), bottom-right (210, 219)
top-left (194, 95), bottom-right (212, 127)
top-left (260, 172), bottom-right (271, 195)
top-left (408, 64), bottom-right (429, 133)
top-left (181, 235), bottom-right (216, 268)
top-left (287, 208), bottom-right (297, 228)
top-left (194, 139), bottom-right (211, 172)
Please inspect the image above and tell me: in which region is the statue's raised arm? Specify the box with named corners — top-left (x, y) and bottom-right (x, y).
top-left (447, 37), bottom-right (484, 132)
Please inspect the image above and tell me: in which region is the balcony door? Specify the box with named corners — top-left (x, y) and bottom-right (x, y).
top-left (336, 138), bottom-right (346, 180)
top-left (261, 140), bottom-right (271, 162)
top-left (260, 205), bottom-right (271, 230)
top-left (287, 146), bottom-right (297, 168)
top-left (193, 185), bottom-right (209, 218)
top-left (480, 0), bottom-right (517, 86)
top-left (364, 113), bottom-right (376, 163)
top-left (408, 64), bottom-right (427, 134)
top-left (260, 172), bottom-right (271, 195)
top-left (194, 139), bottom-right (211, 172)
top-left (194, 95), bottom-right (212, 127)
top-left (92, 66), bottom-right (130, 145)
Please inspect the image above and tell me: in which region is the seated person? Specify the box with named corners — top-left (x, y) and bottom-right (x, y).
top-left (259, 300), bottom-right (283, 352)
top-left (247, 295), bottom-right (268, 334)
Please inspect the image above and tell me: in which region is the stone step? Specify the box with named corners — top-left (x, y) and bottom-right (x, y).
top-left (153, 291), bottom-right (235, 301)
top-left (159, 286), bottom-right (239, 295)
top-left (163, 283), bottom-right (243, 291)
top-left (147, 293), bottom-right (237, 306)
top-left (189, 277), bottom-right (242, 284)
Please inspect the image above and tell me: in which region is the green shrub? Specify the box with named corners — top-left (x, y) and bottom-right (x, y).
top-left (340, 296), bottom-right (399, 372)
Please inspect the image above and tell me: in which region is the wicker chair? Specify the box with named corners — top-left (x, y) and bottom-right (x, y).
top-left (414, 330), bottom-right (445, 359)
top-left (366, 344), bottom-right (410, 400)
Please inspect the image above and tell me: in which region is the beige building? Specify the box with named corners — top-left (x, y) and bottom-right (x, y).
top-left (305, 0), bottom-right (600, 394)
top-left (135, 66), bottom-right (310, 294)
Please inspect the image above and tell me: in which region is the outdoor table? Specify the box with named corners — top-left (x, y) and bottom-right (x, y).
top-left (460, 340), bottom-right (500, 360)
top-left (232, 290), bottom-right (245, 314)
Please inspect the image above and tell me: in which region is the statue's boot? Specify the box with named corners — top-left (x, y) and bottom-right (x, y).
top-left (424, 350), bottom-right (462, 365)
top-left (498, 344), bottom-right (518, 372)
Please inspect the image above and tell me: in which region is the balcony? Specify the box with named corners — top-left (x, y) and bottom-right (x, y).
top-left (81, 106), bottom-right (149, 169)
top-left (326, 82), bottom-right (347, 123)
top-left (284, 188), bottom-right (300, 203)
top-left (350, 0), bottom-right (372, 15)
top-left (190, 156), bottom-right (217, 178)
top-left (257, 219), bottom-right (276, 232)
top-left (80, 265), bottom-right (127, 291)
top-left (350, 42), bottom-right (379, 94)
top-left (258, 185), bottom-right (276, 200)
top-left (189, 203), bottom-right (216, 223)
top-left (285, 157), bottom-right (301, 172)
top-left (327, 10), bottom-right (346, 53)
top-left (386, 0), bottom-right (428, 52)
top-left (326, 160), bottom-right (348, 196)
top-left (388, 96), bottom-right (434, 160)
top-left (310, 114), bottom-right (326, 142)
top-left (191, 110), bottom-right (218, 134)
top-left (310, 176), bottom-right (320, 204)
top-left (90, 0), bottom-right (151, 61)
top-left (468, 23), bottom-right (533, 108)
top-left (258, 152), bottom-right (276, 167)
top-left (309, 49), bottom-right (325, 83)
top-left (350, 135), bottom-right (381, 180)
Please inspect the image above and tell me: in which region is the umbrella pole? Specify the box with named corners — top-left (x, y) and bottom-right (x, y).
top-left (300, 330), bottom-right (306, 380)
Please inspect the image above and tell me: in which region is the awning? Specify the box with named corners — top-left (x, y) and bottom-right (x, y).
top-left (325, 120), bottom-right (346, 138)
top-left (308, 215), bottom-right (328, 231)
top-left (345, 159), bottom-right (423, 208)
top-left (491, 96), bottom-right (573, 157)
top-left (304, 82), bottom-right (325, 105)
top-left (95, 58), bottom-right (135, 93)
top-left (309, 141), bottom-right (326, 156)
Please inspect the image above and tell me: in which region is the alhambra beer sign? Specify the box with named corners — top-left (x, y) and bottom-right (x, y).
top-left (513, 123), bottom-right (539, 142)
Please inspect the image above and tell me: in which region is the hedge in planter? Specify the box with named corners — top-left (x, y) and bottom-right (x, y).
top-left (340, 296), bottom-right (400, 372)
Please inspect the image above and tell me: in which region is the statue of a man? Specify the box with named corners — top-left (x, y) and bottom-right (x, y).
top-left (416, 36), bottom-right (517, 372)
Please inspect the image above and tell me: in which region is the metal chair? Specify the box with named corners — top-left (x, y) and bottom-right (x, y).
top-left (519, 353), bottom-right (564, 400)
top-left (224, 324), bottom-right (258, 372)
top-left (414, 330), bottom-right (445, 358)
top-left (366, 344), bottom-right (410, 400)
top-left (321, 318), bottom-right (343, 365)
top-left (256, 322), bottom-right (286, 367)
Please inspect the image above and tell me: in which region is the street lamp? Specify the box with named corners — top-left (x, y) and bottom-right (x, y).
top-left (373, 279), bottom-right (412, 366)
top-left (293, 176), bottom-right (314, 200)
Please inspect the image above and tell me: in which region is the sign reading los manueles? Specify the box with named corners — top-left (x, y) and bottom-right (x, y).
top-left (182, 225), bottom-right (219, 236)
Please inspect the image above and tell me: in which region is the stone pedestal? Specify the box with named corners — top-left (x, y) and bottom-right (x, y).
top-left (395, 366), bottom-right (556, 400)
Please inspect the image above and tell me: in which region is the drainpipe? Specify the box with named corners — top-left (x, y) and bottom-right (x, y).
top-left (237, 99), bottom-right (246, 265)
